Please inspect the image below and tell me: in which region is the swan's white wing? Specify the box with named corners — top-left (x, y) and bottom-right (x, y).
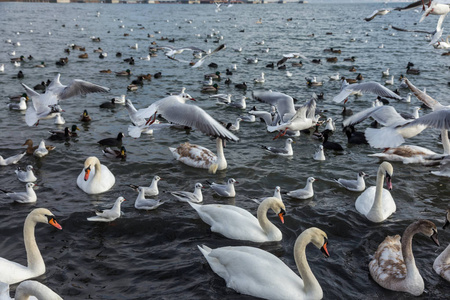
top-left (333, 82), bottom-right (402, 103)
top-left (403, 78), bottom-right (444, 111)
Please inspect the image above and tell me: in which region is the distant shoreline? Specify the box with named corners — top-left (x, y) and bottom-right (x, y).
top-left (0, 0), bottom-right (309, 4)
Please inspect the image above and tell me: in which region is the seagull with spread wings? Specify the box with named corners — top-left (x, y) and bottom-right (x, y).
top-left (21, 73), bottom-right (110, 126)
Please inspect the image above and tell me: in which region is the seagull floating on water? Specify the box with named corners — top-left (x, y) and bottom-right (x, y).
top-left (87, 196), bottom-right (125, 222)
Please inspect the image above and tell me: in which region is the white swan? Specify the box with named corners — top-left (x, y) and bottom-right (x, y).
top-left (434, 209), bottom-right (450, 282)
top-left (370, 219), bottom-right (439, 296)
top-left (169, 138), bottom-right (227, 174)
top-left (355, 162), bottom-right (396, 223)
top-left (198, 227), bottom-right (329, 300)
top-left (0, 280), bottom-right (62, 300)
top-left (77, 156), bottom-right (115, 194)
top-left (0, 208), bottom-right (62, 284)
top-left (189, 196), bottom-right (285, 242)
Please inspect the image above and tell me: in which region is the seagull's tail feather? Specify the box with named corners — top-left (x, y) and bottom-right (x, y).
top-left (128, 125), bottom-right (143, 139)
top-left (365, 127), bottom-right (405, 148)
top-left (25, 107), bottom-right (38, 127)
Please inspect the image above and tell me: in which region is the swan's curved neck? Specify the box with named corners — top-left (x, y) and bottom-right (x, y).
top-left (294, 233), bottom-right (322, 298)
top-left (369, 168), bottom-right (385, 215)
top-left (23, 215), bottom-right (44, 273)
top-left (401, 225), bottom-right (420, 279)
top-left (256, 200), bottom-right (277, 235)
top-left (215, 138), bottom-right (227, 169)
top-left (91, 160), bottom-right (102, 182)
top-left (441, 129), bottom-right (449, 155)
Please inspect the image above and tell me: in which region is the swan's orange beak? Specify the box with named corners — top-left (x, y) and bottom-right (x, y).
top-left (48, 217), bottom-right (62, 230)
top-left (321, 241), bottom-right (330, 258)
top-left (278, 209), bottom-right (285, 224)
top-left (84, 166), bottom-right (91, 181)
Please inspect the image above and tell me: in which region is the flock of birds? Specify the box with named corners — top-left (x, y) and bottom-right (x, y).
top-left (0, 1), bottom-right (449, 299)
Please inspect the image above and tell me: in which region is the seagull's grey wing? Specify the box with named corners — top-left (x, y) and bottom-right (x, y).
top-left (263, 146), bottom-right (288, 154)
top-left (370, 106), bottom-right (407, 126)
top-left (343, 106), bottom-right (405, 127)
top-left (403, 78), bottom-right (444, 111)
top-left (159, 45), bottom-right (176, 51)
top-left (183, 46), bottom-right (207, 53)
top-left (343, 106), bottom-right (386, 127)
top-left (333, 82), bottom-right (402, 103)
top-left (364, 10), bottom-right (381, 21)
top-left (336, 179), bottom-right (359, 190)
top-left (161, 102), bottom-right (239, 141)
top-left (21, 83), bottom-right (40, 98)
top-left (303, 98), bottom-right (317, 119)
top-left (192, 44), bottom-right (225, 68)
top-left (277, 56), bottom-right (289, 66)
top-left (21, 83), bottom-right (44, 112)
top-left (55, 79), bottom-right (110, 100)
top-left (405, 110), bottom-right (450, 130)
top-left (253, 91), bottom-right (296, 120)
top-left (391, 26), bottom-right (433, 34)
top-left (395, 0), bottom-right (430, 11)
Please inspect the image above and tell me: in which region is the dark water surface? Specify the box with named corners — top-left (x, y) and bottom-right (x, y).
top-left (0, 2), bottom-right (449, 299)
